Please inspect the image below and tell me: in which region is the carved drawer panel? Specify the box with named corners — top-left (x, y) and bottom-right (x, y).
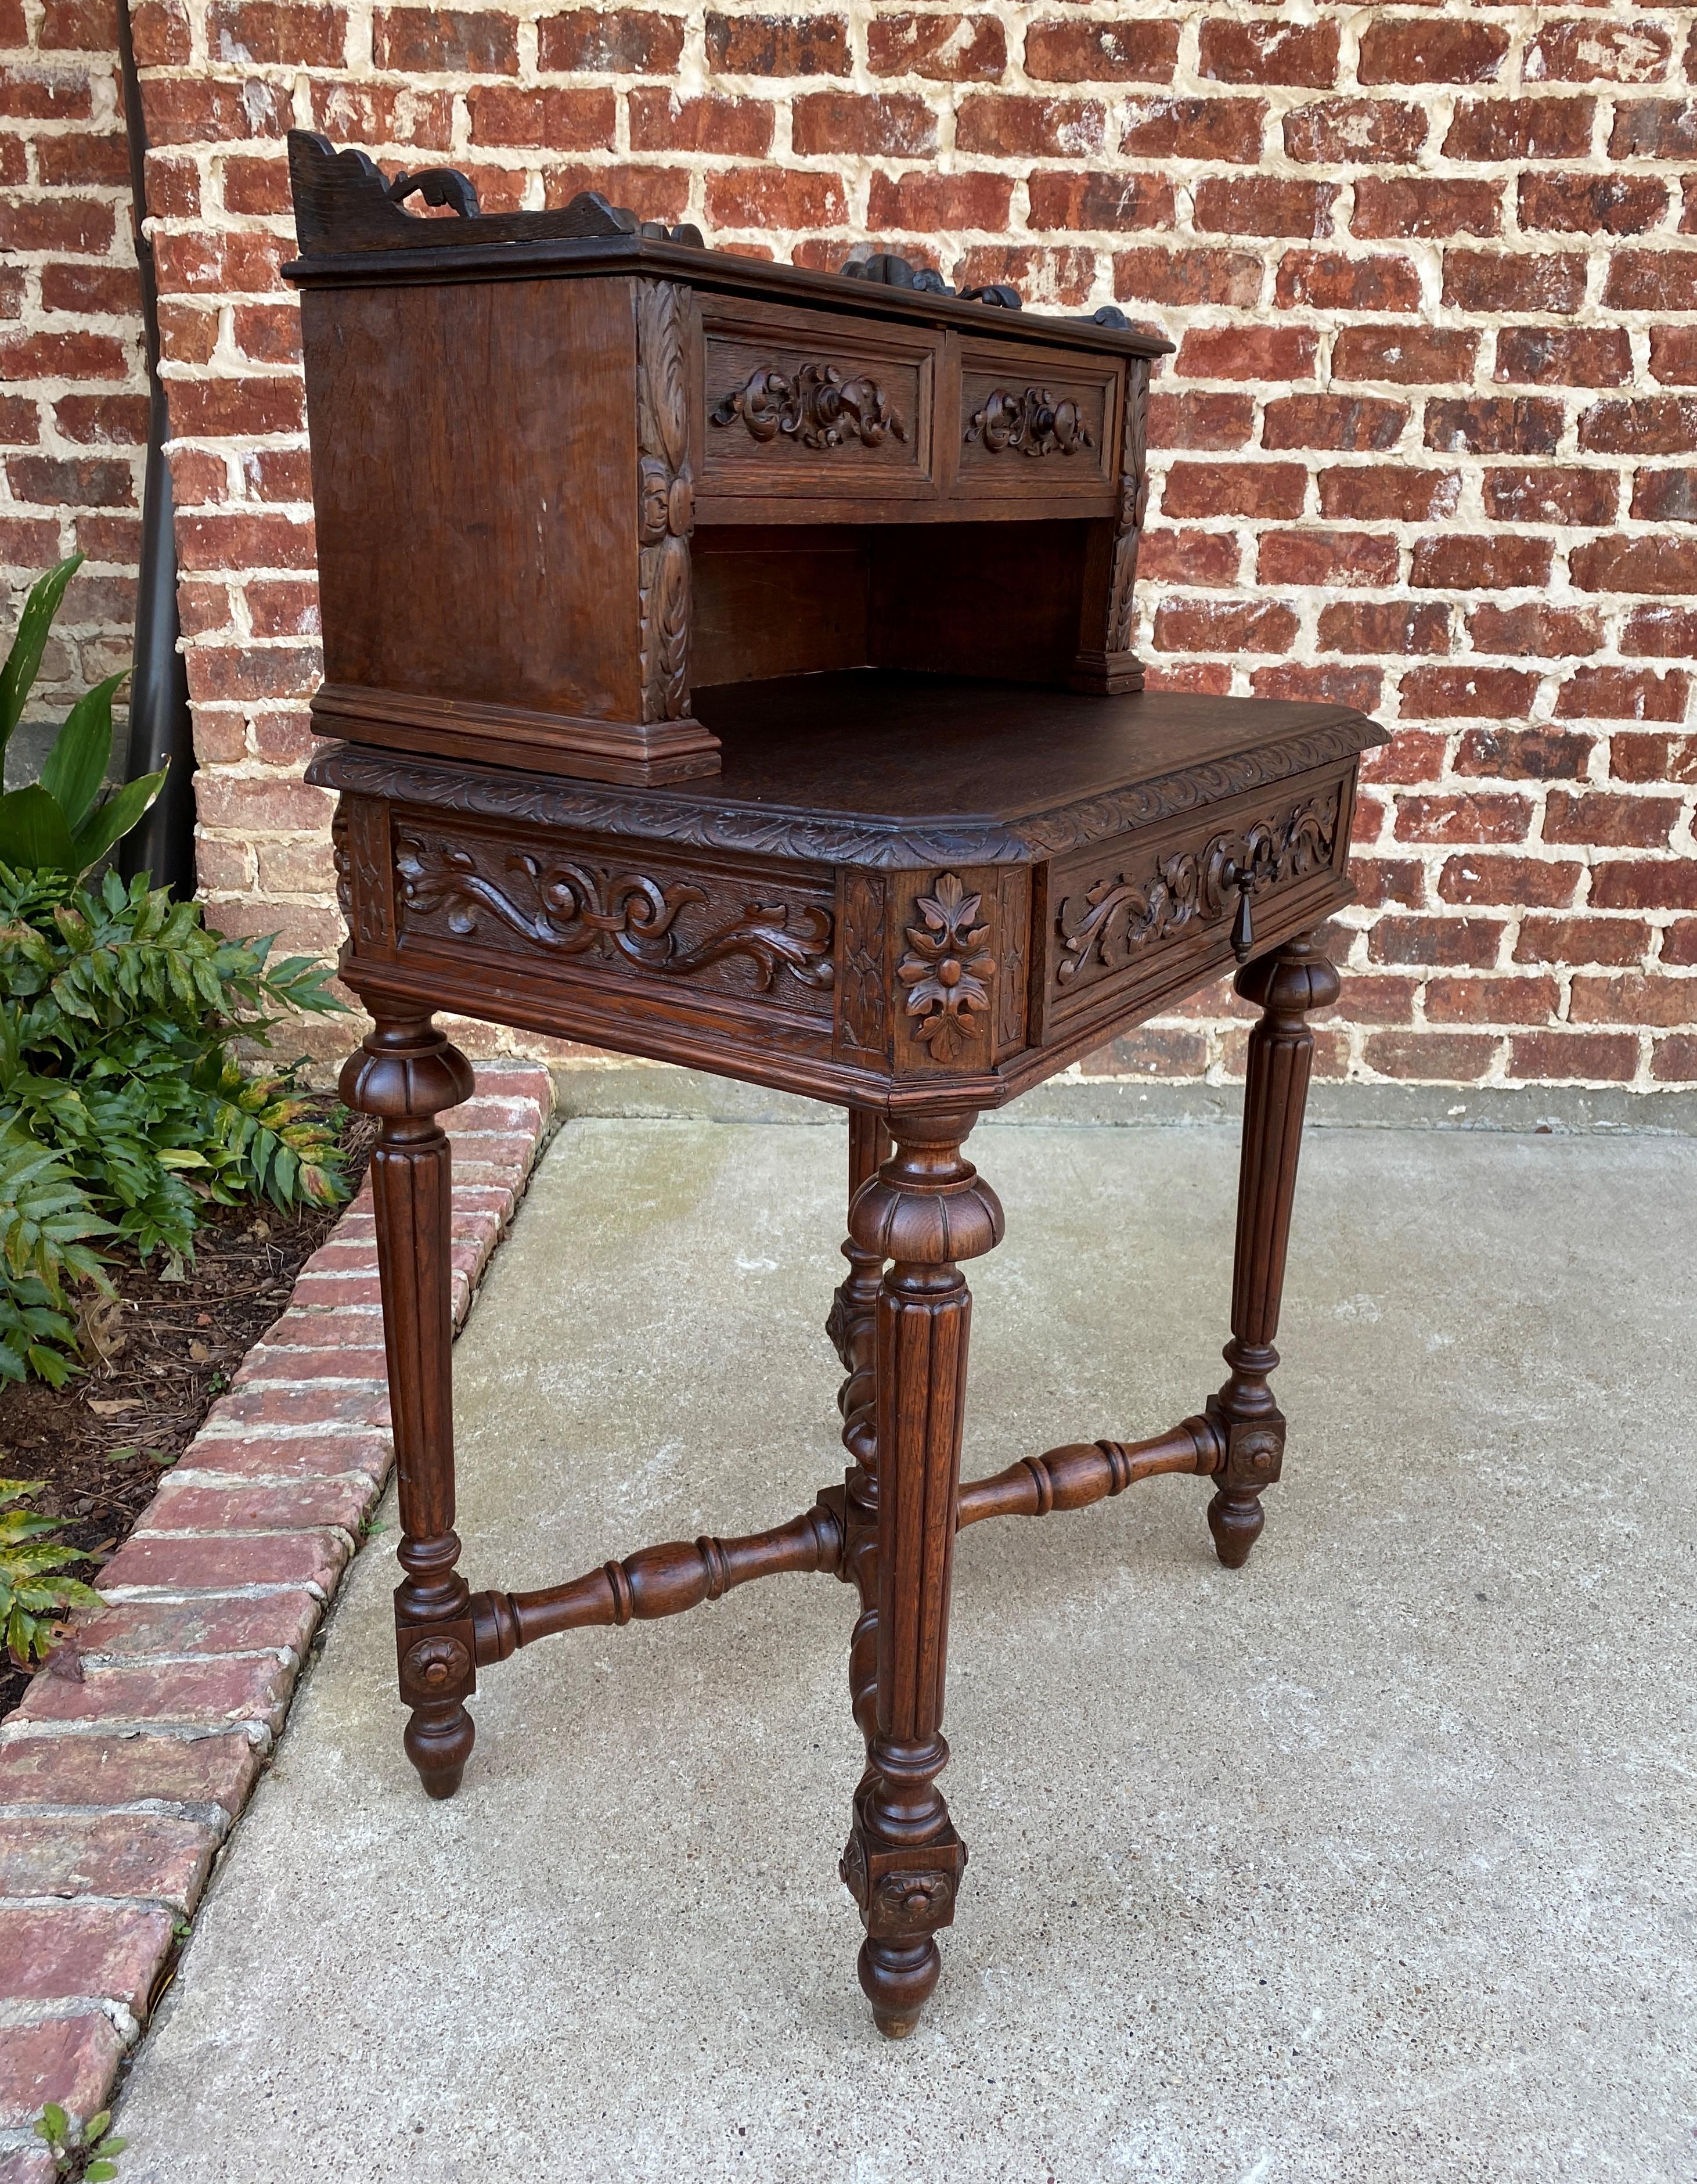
top-left (952, 340), bottom-right (1119, 498)
top-left (383, 814), bottom-right (837, 1024)
top-left (1040, 779), bottom-right (1347, 1034)
top-left (700, 299), bottom-right (938, 502)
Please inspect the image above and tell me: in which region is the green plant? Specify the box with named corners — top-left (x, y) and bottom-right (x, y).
top-left (0, 1480), bottom-right (103, 1668)
top-left (1, 554), bottom-right (165, 875)
top-left (34, 2101), bottom-right (126, 2181)
top-left (0, 864), bottom-right (350, 1379)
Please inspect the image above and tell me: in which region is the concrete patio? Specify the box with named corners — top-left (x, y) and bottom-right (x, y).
top-left (110, 1111), bottom-right (1694, 2182)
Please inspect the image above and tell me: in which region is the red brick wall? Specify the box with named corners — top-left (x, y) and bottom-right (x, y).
top-left (0, 0), bottom-right (147, 741)
top-left (4, 3), bottom-right (1695, 1088)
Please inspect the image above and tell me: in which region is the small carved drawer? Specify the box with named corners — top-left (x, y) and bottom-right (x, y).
top-left (699, 297), bottom-right (939, 508)
top-left (952, 338), bottom-right (1120, 501)
top-left (1035, 775), bottom-right (1352, 1046)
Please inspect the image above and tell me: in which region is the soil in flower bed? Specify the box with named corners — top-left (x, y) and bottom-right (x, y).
top-left (0, 1104), bottom-right (376, 1721)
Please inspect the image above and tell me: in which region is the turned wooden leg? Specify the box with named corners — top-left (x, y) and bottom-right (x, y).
top-left (839, 1113), bottom-right (1003, 2038)
top-left (1208, 930), bottom-right (1339, 1570)
top-left (826, 1109), bottom-right (891, 1743)
top-left (341, 1009), bottom-right (477, 1797)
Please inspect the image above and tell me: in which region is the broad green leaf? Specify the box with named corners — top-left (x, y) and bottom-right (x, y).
top-left (0, 787), bottom-right (79, 875)
top-left (1, 557), bottom-right (82, 756)
top-left (38, 672), bottom-right (125, 831)
top-left (70, 764), bottom-right (167, 875)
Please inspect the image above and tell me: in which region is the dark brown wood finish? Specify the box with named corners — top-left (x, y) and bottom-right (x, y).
top-left (299, 136), bottom-right (1382, 2040)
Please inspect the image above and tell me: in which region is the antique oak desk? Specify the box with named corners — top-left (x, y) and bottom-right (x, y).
top-left (285, 133), bottom-right (1385, 2039)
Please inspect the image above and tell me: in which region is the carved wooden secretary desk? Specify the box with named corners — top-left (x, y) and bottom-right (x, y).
top-left (285, 132), bottom-right (1385, 2039)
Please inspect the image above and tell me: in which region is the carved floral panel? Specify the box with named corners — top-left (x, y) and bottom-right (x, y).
top-left (392, 822), bottom-right (836, 1016)
top-left (1049, 786), bottom-right (1343, 1008)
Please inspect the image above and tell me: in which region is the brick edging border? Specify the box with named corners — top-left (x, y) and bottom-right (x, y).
top-left (0, 1064), bottom-right (555, 2178)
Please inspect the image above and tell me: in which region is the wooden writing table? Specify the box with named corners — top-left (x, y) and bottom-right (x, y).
top-left (285, 134), bottom-right (1386, 2038)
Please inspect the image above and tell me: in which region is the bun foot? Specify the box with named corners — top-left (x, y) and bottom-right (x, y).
top-left (405, 1704), bottom-right (474, 1798)
top-left (1207, 1488), bottom-right (1264, 1570)
top-left (859, 1937), bottom-right (940, 2039)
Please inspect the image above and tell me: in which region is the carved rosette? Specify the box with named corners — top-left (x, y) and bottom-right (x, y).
top-left (712, 362), bottom-right (907, 450)
top-left (898, 873), bottom-right (996, 1064)
top-left (1105, 358), bottom-right (1151, 657)
top-left (1054, 790), bottom-right (1340, 991)
top-left (636, 281), bottom-right (694, 726)
top-left (965, 386), bottom-right (1092, 458)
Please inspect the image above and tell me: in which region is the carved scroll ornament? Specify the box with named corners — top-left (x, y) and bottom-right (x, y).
top-left (636, 282), bottom-right (693, 725)
top-left (395, 832), bottom-right (834, 991)
top-left (1055, 792), bottom-right (1339, 990)
top-left (965, 386), bottom-right (1093, 458)
top-left (899, 873), bottom-right (996, 1063)
top-left (712, 363), bottom-right (908, 451)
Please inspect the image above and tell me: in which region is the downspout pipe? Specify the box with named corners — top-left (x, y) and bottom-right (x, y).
top-left (114, 0), bottom-right (196, 898)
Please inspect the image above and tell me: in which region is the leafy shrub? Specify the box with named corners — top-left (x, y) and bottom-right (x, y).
top-left (0, 864), bottom-right (350, 1377)
top-left (0, 555), bottom-right (352, 1384)
top-left (0, 1479), bottom-right (104, 1667)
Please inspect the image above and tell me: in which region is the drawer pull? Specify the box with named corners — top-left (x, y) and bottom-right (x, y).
top-left (711, 362), bottom-right (909, 451)
top-left (965, 386), bottom-right (1092, 458)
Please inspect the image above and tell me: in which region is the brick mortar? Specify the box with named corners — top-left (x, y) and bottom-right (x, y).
top-left (2, 3), bottom-right (1694, 1087)
top-left (0, 1061), bottom-right (553, 2137)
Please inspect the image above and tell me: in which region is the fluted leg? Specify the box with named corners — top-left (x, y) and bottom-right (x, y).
top-left (1208, 930), bottom-right (1339, 1568)
top-left (341, 1009), bottom-right (477, 1797)
top-left (826, 1109), bottom-right (891, 1743)
top-left (838, 1113), bottom-right (1003, 2038)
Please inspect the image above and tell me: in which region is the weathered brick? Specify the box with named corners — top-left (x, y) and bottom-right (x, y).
top-left (99, 1529), bottom-right (351, 1593)
top-left (1652, 1034), bottom-right (1697, 1081)
top-left (1027, 170), bottom-right (1172, 231)
top-left (1494, 327), bottom-right (1633, 387)
top-left (1441, 251), bottom-right (1586, 315)
top-left (1114, 247), bottom-right (1262, 308)
top-left (1571, 534), bottom-right (1697, 594)
top-left (371, 9), bottom-right (517, 73)
top-left (1024, 17), bottom-right (1178, 83)
top-left (1510, 1031), bottom-right (1640, 1080)
top-left (0, 1811), bottom-right (219, 1908)
top-left (1283, 99), bottom-right (1427, 165)
top-left (1318, 466), bottom-right (1461, 521)
top-left (867, 13), bottom-right (1006, 80)
top-left (1443, 96), bottom-right (1596, 161)
top-left (1151, 598), bottom-right (1298, 653)
top-left (1482, 467), bottom-right (1617, 525)
top-left (0, 2012), bottom-right (124, 2130)
top-left (1604, 251), bottom-right (1697, 311)
top-left (1318, 601), bottom-right (1450, 654)
top-left (1201, 17), bottom-right (1337, 88)
top-left (1519, 171), bottom-right (1669, 235)
top-left (1581, 398), bottom-right (1697, 455)
top-left (1138, 528), bottom-right (1242, 586)
top-left (1611, 731), bottom-right (1697, 783)
top-left (1147, 393), bottom-right (1256, 450)
top-left (1175, 327), bottom-right (1316, 382)
top-left (1334, 328), bottom-right (1478, 385)
top-left (1400, 668), bottom-right (1541, 721)
top-left (1253, 663), bottom-right (1383, 711)
top-left (1517, 916), bottom-right (1649, 967)
top-left (1258, 528), bottom-right (1400, 587)
top-left (1364, 1030), bottom-right (1501, 1080)
top-left (1193, 175), bottom-right (1336, 238)
top-left (1425, 974), bottom-right (1558, 1025)
top-left (1467, 605), bottom-right (1600, 658)
top-left (15, 1652), bottom-right (296, 1730)
top-left (1554, 667), bottom-right (1689, 721)
top-left (1352, 178), bottom-right (1503, 240)
top-left (1425, 397), bottom-right (1565, 456)
top-left (538, 10), bottom-right (684, 73)
top-left (1530, 21), bottom-right (1672, 85)
top-left (1545, 790), bottom-right (1682, 847)
top-left (792, 90), bottom-right (935, 157)
top-left (1264, 394), bottom-right (1409, 454)
top-left (1396, 792), bottom-right (1531, 844)
top-left (1454, 727), bottom-right (1595, 779)
top-left (1275, 251), bottom-right (1419, 314)
top-left (1370, 916), bottom-right (1507, 968)
top-left (1119, 96), bottom-right (1266, 163)
top-left (1570, 973), bottom-right (1695, 1027)
top-left (956, 96), bottom-right (1105, 159)
top-left (1413, 534), bottom-right (1555, 589)
top-left (1590, 859), bottom-right (1697, 911)
top-left (1358, 19), bottom-right (1509, 85)
top-left (1161, 461), bottom-right (1308, 520)
top-left (1437, 856), bottom-right (1581, 907)
top-left (0, 1903), bottom-right (174, 2014)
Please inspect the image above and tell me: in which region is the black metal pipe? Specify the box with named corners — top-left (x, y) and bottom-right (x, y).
top-left (114, 0), bottom-right (196, 898)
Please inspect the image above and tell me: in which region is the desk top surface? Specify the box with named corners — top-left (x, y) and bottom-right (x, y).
top-left (313, 673), bottom-right (1385, 869)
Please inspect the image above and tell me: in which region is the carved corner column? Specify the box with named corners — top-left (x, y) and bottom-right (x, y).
top-left (1207, 931), bottom-right (1339, 1570)
top-left (1071, 354), bottom-right (1149, 696)
top-left (839, 1113), bottom-right (1003, 2039)
top-left (340, 1010), bottom-right (478, 1796)
top-left (826, 1109), bottom-right (893, 1749)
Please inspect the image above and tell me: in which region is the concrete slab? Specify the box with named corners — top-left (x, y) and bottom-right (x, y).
top-left (112, 1120), bottom-right (1696, 2183)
